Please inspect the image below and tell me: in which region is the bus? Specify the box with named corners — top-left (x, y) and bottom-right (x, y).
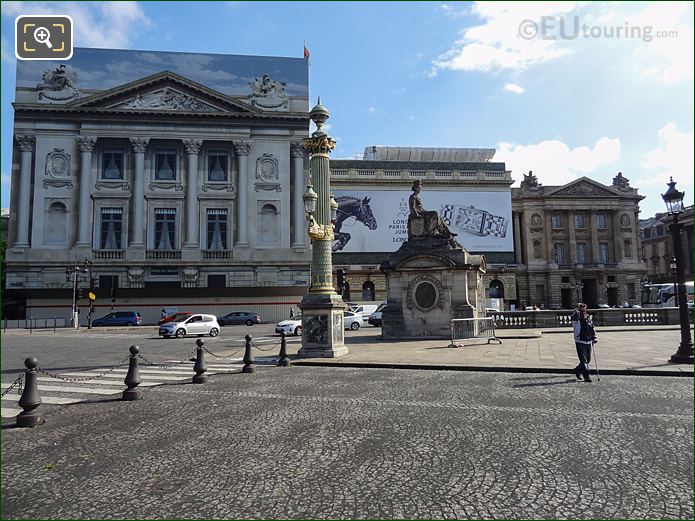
top-left (641, 282), bottom-right (694, 308)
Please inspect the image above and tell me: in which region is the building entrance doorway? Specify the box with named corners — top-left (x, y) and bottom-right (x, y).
top-left (561, 288), bottom-right (573, 309)
top-left (582, 279), bottom-right (598, 308)
top-left (606, 287), bottom-right (618, 307)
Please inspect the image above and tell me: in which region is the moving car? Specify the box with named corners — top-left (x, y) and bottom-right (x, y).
top-left (275, 311), bottom-right (363, 336)
top-left (158, 312), bottom-right (192, 326)
top-left (92, 311), bottom-right (141, 327)
top-left (217, 311), bottom-right (261, 326)
top-left (368, 303), bottom-right (387, 327)
top-left (159, 314), bottom-right (220, 339)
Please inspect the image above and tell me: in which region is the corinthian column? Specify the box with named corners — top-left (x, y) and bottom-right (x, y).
top-left (183, 139), bottom-right (202, 248)
top-left (14, 135), bottom-right (36, 247)
top-left (291, 142), bottom-right (307, 248)
top-left (129, 137), bottom-right (149, 247)
top-left (234, 140), bottom-right (251, 247)
top-left (76, 136), bottom-right (97, 246)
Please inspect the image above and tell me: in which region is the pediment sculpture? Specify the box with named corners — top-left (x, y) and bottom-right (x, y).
top-left (118, 88), bottom-right (218, 112)
top-left (520, 170), bottom-right (540, 190)
top-left (37, 64), bottom-right (80, 103)
top-left (249, 74), bottom-right (289, 111)
top-left (612, 171), bottom-right (631, 190)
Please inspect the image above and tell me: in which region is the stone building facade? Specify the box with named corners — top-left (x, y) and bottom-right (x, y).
top-left (640, 206), bottom-right (694, 284)
top-left (512, 171), bottom-right (646, 309)
top-left (5, 48), bottom-right (312, 323)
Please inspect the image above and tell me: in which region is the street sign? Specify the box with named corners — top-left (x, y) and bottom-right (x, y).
top-left (88, 292), bottom-right (96, 300)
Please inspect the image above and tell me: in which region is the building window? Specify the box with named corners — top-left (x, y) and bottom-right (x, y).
top-left (258, 203), bottom-right (279, 246)
top-left (155, 148), bottom-right (177, 180)
top-left (562, 276), bottom-right (570, 283)
top-left (576, 243), bottom-right (587, 263)
top-left (100, 208), bottom-right (122, 249)
top-left (644, 229), bottom-right (651, 239)
top-left (553, 242), bottom-right (565, 264)
top-left (102, 147), bottom-right (124, 180)
top-left (154, 208), bottom-right (176, 250)
top-left (535, 284), bottom-right (545, 302)
top-left (607, 276), bottom-right (616, 282)
top-left (574, 213), bottom-right (585, 229)
top-left (490, 279), bottom-right (505, 299)
top-left (206, 209), bottom-right (228, 250)
top-left (207, 150), bottom-right (228, 182)
top-left (624, 239), bottom-right (633, 258)
top-left (551, 214), bottom-right (562, 229)
top-left (628, 283), bottom-right (636, 300)
top-left (599, 242), bottom-right (609, 264)
top-left (208, 274), bottom-right (226, 288)
top-left (656, 225), bottom-right (664, 236)
top-left (44, 202), bottom-right (68, 247)
top-left (596, 213), bottom-right (606, 229)
top-left (362, 281), bottom-right (376, 301)
top-left (651, 244), bottom-right (658, 257)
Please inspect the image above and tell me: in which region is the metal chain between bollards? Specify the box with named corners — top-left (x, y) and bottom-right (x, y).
top-left (38, 356), bottom-right (130, 382)
top-left (202, 345), bottom-right (244, 359)
top-left (137, 347), bottom-right (198, 368)
top-left (250, 340), bottom-right (281, 352)
top-left (1, 373), bottom-right (25, 397)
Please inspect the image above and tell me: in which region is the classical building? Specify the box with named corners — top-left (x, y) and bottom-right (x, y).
top-left (640, 206), bottom-right (694, 284)
top-left (512, 171), bottom-right (646, 309)
top-left (5, 48), bottom-right (312, 323)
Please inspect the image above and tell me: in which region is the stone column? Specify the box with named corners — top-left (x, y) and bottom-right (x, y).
top-left (234, 141), bottom-right (251, 247)
top-left (129, 137), bottom-right (149, 247)
top-left (520, 212), bottom-right (534, 264)
top-left (612, 210), bottom-right (624, 262)
top-left (589, 211), bottom-right (600, 262)
top-left (76, 136), bottom-right (97, 246)
top-left (568, 211), bottom-right (577, 264)
top-left (291, 142), bottom-right (306, 248)
top-left (544, 212), bottom-right (554, 263)
top-left (513, 211), bottom-right (522, 264)
top-left (14, 135), bottom-right (35, 247)
top-left (183, 139), bottom-right (202, 248)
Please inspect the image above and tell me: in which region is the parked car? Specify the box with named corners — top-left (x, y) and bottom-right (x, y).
top-left (276, 315), bottom-right (303, 336)
top-left (275, 312), bottom-right (363, 336)
top-left (218, 311), bottom-right (261, 326)
top-left (93, 311), bottom-right (142, 327)
top-left (159, 314), bottom-right (220, 339)
top-left (368, 303), bottom-right (387, 327)
top-left (158, 312), bottom-right (192, 326)
top-left (349, 304), bottom-right (379, 320)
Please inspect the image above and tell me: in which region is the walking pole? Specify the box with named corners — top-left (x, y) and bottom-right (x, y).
top-left (591, 341), bottom-right (600, 382)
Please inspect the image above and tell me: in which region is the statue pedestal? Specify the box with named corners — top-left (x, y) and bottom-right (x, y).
top-left (297, 293), bottom-right (348, 358)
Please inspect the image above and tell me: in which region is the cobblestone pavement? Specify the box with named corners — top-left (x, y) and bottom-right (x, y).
top-left (2, 367), bottom-right (692, 519)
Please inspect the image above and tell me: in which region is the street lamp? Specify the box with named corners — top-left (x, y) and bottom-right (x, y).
top-left (661, 177), bottom-right (693, 364)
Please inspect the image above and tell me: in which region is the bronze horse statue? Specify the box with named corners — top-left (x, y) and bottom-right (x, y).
top-left (332, 196), bottom-right (377, 252)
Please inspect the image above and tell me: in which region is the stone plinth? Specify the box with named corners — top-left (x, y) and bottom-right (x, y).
top-left (380, 246), bottom-right (485, 340)
top-left (297, 293), bottom-right (347, 358)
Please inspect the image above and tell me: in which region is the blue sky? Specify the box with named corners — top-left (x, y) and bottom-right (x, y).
top-left (2, 1), bottom-right (693, 218)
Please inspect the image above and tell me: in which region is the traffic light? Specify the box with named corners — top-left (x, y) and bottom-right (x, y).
top-left (76, 287), bottom-right (84, 300)
top-left (336, 269), bottom-right (345, 295)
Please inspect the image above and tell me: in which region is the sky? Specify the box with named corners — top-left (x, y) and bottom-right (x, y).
top-left (1, 1), bottom-right (693, 219)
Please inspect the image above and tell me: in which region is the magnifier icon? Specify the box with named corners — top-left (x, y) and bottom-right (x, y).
top-left (33, 26), bottom-right (53, 49)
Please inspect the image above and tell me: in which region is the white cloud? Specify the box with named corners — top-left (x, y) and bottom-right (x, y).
top-left (367, 106), bottom-right (377, 113)
top-left (1, 1), bottom-right (150, 48)
top-left (503, 82), bottom-right (524, 94)
top-left (494, 136), bottom-right (621, 186)
top-left (639, 123), bottom-right (694, 195)
top-left (430, 1), bottom-right (578, 75)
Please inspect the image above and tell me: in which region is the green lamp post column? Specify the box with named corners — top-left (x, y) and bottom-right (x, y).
top-left (298, 99), bottom-right (347, 358)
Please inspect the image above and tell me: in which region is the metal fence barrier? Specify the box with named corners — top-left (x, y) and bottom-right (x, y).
top-left (449, 318), bottom-right (502, 348)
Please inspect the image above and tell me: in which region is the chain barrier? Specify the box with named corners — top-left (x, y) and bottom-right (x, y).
top-left (1, 373), bottom-right (25, 397)
top-left (202, 345), bottom-right (244, 360)
top-left (38, 357), bottom-right (130, 382)
top-left (137, 347), bottom-right (198, 368)
top-left (251, 340), bottom-right (281, 352)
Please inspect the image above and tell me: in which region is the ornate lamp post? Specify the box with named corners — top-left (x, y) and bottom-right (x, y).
top-left (297, 99), bottom-right (347, 358)
top-left (661, 178), bottom-right (693, 364)
top-left (571, 280), bottom-right (584, 305)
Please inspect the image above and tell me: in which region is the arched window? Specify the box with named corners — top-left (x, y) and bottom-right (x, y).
top-left (44, 202), bottom-right (67, 247)
top-left (362, 281), bottom-right (375, 301)
top-left (489, 279), bottom-right (505, 299)
top-left (624, 239), bottom-right (633, 258)
top-left (258, 204), bottom-right (279, 246)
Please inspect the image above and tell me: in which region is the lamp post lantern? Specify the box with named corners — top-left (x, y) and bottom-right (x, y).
top-left (297, 98), bottom-right (348, 358)
top-left (661, 177), bottom-right (693, 364)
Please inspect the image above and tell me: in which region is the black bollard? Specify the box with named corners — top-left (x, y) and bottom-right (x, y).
top-left (278, 331), bottom-right (290, 367)
top-left (192, 338), bottom-right (208, 384)
top-left (122, 345), bottom-right (143, 401)
top-left (16, 357), bottom-right (44, 428)
top-left (242, 334), bottom-right (255, 373)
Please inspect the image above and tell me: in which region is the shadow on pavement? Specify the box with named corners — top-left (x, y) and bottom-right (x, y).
top-left (512, 378), bottom-right (577, 388)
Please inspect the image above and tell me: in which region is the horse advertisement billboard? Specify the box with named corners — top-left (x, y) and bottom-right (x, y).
top-left (332, 190), bottom-right (513, 253)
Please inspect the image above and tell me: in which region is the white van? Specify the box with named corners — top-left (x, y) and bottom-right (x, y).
top-left (349, 304), bottom-right (379, 319)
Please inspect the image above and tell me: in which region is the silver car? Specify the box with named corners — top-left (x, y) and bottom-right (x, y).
top-left (159, 314), bottom-right (220, 339)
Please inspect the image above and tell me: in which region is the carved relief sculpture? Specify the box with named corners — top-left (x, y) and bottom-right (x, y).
top-left (37, 64), bottom-right (80, 103)
top-left (127, 267), bottom-right (145, 288)
top-left (43, 148), bottom-right (73, 189)
top-left (254, 153), bottom-right (281, 192)
top-left (118, 88), bottom-right (218, 112)
top-left (249, 74), bottom-right (289, 111)
top-left (182, 267), bottom-right (199, 288)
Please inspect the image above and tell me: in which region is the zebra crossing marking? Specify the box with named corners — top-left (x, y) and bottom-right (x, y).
top-left (1, 406), bottom-right (22, 418)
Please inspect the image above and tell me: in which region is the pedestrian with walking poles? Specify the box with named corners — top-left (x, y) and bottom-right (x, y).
top-left (571, 303), bottom-right (598, 382)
